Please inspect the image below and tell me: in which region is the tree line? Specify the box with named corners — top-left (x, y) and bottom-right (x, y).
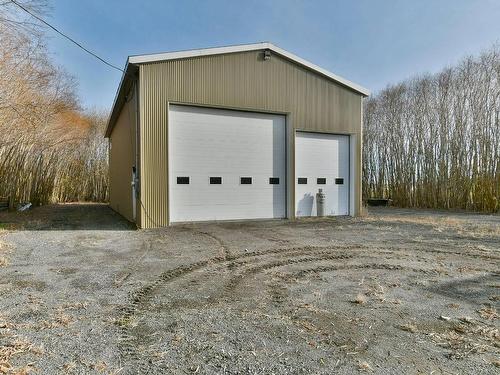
top-left (0, 1), bottom-right (108, 205)
top-left (1, 2), bottom-right (498, 212)
top-left (363, 45), bottom-right (500, 213)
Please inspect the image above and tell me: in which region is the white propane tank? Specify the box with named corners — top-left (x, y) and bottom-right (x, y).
top-left (316, 188), bottom-right (326, 217)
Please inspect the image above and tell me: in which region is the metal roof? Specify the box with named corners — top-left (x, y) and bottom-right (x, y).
top-left (105, 42), bottom-right (369, 137)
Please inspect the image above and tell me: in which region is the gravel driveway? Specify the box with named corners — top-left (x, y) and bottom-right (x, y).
top-left (0, 204), bottom-right (498, 374)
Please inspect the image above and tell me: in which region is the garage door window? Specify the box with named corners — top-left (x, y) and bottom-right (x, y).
top-left (240, 177), bottom-right (252, 185)
top-left (176, 176), bottom-right (190, 184)
top-left (335, 178), bottom-right (344, 185)
top-left (298, 178), bottom-right (307, 184)
top-left (209, 177), bottom-right (222, 184)
top-left (317, 178), bottom-right (326, 185)
top-left (269, 177), bottom-right (280, 184)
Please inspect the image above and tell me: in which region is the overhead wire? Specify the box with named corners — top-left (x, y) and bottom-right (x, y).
top-left (9, 0), bottom-right (124, 73)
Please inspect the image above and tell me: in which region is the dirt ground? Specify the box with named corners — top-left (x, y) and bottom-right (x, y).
top-left (0, 204), bottom-right (498, 374)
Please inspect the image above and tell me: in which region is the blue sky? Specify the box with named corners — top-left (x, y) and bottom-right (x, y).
top-left (44, 0), bottom-right (500, 111)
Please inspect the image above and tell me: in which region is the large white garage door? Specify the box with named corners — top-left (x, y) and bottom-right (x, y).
top-left (169, 105), bottom-right (286, 223)
top-left (295, 132), bottom-right (350, 216)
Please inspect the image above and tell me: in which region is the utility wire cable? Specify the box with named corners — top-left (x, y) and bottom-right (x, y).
top-left (9, 0), bottom-right (124, 73)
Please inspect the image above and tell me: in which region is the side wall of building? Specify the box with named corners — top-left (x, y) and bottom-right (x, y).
top-left (138, 50), bottom-right (363, 228)
top-left (109, 87), bottom-right (137, 223)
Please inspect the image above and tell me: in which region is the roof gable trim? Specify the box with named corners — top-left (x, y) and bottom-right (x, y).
top-left (128, 42), bottom-right (370, 96)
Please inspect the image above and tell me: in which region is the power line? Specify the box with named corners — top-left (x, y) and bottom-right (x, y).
top-left (9, 0), bottom-right (124, 73)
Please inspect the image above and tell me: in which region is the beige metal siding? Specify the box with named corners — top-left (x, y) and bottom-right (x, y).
top-left (109, 92), bottom-right (136, 222)
top-left (139, 50), bottom-right (363, 228)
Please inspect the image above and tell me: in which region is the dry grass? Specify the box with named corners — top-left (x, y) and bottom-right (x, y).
top-left (351, 280), bottom-right (390, 305)
top-left (365, 282), bottom-right (385, 301)
top-left (357, 361), bottom-right (373, 372)
top-left (0, 337), bottom-right (43, 374)
top-left (93, 361), bottom-right (107, 373)
top-left (365, 214), bottom-right (500, 237)
top-left (62, 362), bottom-right (77, 373)
top-left (0, 229), bottom-right (8, 267)
top-left (35, 307), bottom-right (76, 330)
top-left (0, 315), bottom-right (15, 331)
top-left (477, 306), bottom-right (498, 321)
top-left (113, 315), bottom-right (140, 329)
top-left (10, 365), bottom-right (35, 375)
top-left (60, 302), bottom-right (87, 311)
top-left (61, 361), bottom-right (120, 374)
top-left (54, 312), bottom-right (73, 327)
top-left (400, 322), bottom-right (418, 333)
top-left (352, 293), bottom-right (367, 305)
top-left (429, 320), bottom-right (499, 359)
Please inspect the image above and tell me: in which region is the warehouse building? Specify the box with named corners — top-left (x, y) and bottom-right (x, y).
top-left (105, 42), bottom-right (369, 228)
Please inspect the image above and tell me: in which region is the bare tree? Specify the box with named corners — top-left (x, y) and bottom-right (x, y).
top-left (363, 45), bottom-right (500, 213)
top-left (0, 1), bottom-right (109, 205)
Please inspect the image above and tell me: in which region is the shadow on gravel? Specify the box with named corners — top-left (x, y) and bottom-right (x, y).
top-left (425, 273), bottom-right (499, 305)
top-left (0, 203), bottom-right (136, 231)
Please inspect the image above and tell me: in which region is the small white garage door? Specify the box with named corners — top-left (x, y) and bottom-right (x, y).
top-left (295, 132), bottom-right (350, 216)
top-left (168, 105), bottom-right (286, 223)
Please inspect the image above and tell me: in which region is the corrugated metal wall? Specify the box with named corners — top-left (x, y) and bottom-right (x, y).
top-left (109, 91), bottom-right (136, 222)
top-left (139, 50), bottom-right (363, 228)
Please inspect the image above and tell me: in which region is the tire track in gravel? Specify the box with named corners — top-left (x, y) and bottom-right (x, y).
top-left (291, 262), bottom-right (500, 280)
top-left (222, 252), bottom-right (355, 298)
top-left (220, 254), bottom-right (465, 304)
top-left (119, 262), bottom-right (443, 374)
top-left (196, 230), bottom-right (231, 261)
top-left (117, 241), bottom-right (496, 327)
top-left (293, 263), bottom-right (430, 278)
top-left (117, 244), bottom-right (371, 370)
top-left (244, 228), bottom-right (292, 245)
top-left (145, 245), bottom-right (470, 312)
top-left (361, 243), bottom-right (500, 262)
top-left (117, 234), bottom-right (498, 372)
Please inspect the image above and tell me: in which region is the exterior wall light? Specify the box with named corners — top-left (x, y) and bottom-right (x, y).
top-left (264, 49), bottom-right (271, 61)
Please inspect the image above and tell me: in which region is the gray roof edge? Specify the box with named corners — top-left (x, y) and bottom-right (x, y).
top-left (105, 59), bottom-right (136, 138)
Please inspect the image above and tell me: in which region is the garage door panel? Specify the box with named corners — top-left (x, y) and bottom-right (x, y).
top-left (169, 105), bottom-right (286, 222)
top-left (295, 132), bottom-right (350, 217)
